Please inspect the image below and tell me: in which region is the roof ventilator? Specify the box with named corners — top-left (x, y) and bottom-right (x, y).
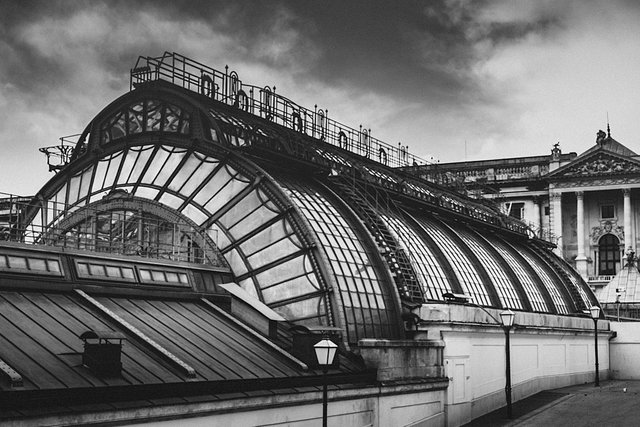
top-left (80, 330), bottom-right (126, 377)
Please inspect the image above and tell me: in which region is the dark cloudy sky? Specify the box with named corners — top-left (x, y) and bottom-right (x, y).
top-left (2, 0), bottom-right (640, 195)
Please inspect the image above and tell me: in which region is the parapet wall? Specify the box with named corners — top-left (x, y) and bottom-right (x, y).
top-left (416, 303), bottom-right (611, 426)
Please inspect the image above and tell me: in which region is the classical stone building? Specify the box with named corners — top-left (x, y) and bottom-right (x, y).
top-left (411, 127), bottom-right (640, 302)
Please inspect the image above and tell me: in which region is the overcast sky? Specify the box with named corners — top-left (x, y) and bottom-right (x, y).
top-left (2, 0), bottom-right (640, 195)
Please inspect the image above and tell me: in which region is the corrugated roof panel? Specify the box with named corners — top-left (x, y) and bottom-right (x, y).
top-left (0, 290), bottom-right (187, 391)
top-left (93, 296), bottom-right (305, 381)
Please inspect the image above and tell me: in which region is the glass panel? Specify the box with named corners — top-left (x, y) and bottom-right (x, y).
top-left (67, 173), bottom-right (83, 206)
top-left (273, 296), bottom-right (325, 321)
top-left (153, 149), bottom-right (187, 187)
top-left (47, 259), bottom-right (61, 273)
top-left (128, 101), bottom-right (145, 134)
top-left (127, 146), bottom-right (156, 185)
top-left (8, 256), bottom-right (27, 269)
top-left (517, 247), bottom-right (570, 314)
top-left (203, 175), bottom-right (250, 215)
top-left (141, 146), bottom-right (172, 185)
top-left (116, 149), bottom-right (140, 185)
top-left (277, 178), bottom-right (394, 342)
top-left (181, 203), bottom-right (209, 226)
top-left (415, 217), bottom-right (493, 306)
top-left (382, 212), bottom-right (453, 301)
top-left (245, 235), bottom-right (302, 269)
top-left (77, 262), bottom-right (89, 276)
top-left (122, 268), bottom-right (135, 279)
top-left (27, 258), bottom-right (47, 271)
top-left (106, 266), bottom-right (121, 278)
top-left (192, 167), bottom-right (234, 208)
top-left (103, 151), bottom-right (124, 189)
top-left (167, 154), bottom-right (201, 192)
top-left (456, 227), bottom-right (523, 309)
top-left (164, 104), bottom-right (181, 132)
top-left (180, 155), bottom-right (219, 196)
top-left (78, 166), bottom-right (94, 203)
top-left (146, 100), bottom-right (163, 131)
top-left (158, 192), bottom-right (184, 210)
top-left (133, 186), bottom-right (159, 200)
top-left (486, 235), bottom-right (548, 312)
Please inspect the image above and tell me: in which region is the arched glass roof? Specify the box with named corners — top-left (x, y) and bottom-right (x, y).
top-left (21, 80), bottom-right (599, 345)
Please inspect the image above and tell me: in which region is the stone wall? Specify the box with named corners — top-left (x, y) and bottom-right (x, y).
top-left (417, 303), bottom-right (611, 426)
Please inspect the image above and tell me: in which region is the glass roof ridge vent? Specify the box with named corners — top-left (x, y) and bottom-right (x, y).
top-left (130, 52), bottom-right (428, 169)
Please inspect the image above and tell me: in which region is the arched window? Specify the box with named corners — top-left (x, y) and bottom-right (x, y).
top-left (599, 234), bottom-right (620, 275)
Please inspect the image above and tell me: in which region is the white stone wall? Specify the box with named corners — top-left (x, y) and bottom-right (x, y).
top-left (419, 304), bottom-right (610, 426)
top-left (31, 384), bottom-right (447, 427)
top-left (609, 321), bottom-right (640, 379)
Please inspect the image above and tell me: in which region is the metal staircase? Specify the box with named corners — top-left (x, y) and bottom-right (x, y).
top-left (328, 175), bottom-right (424, 304)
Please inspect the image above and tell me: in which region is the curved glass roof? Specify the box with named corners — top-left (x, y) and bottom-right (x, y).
top-left (22, 80), bottom-right (599, 345)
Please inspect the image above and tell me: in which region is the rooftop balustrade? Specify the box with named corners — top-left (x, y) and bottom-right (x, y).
top-left (130, 52), bottom-right (427, 169)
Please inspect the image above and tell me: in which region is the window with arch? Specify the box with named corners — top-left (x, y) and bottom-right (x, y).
top-left (599, 234), bottom-right (620, 275)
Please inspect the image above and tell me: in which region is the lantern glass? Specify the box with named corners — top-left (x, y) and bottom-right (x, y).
top-left (590, 306), bottom-right (601, 320)
top-left (500, 310), bottom-right (515, 328)
top-left (314, 338), bottom-right (338, 366)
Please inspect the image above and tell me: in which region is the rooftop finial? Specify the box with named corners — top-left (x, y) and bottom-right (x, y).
top-left (607, 112), bottom-right (611, 138)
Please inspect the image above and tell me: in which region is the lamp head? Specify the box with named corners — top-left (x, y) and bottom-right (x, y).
top-left (314, 338), bottom-right (338, 367)
top-left (589, 306), bottom-right (601, 320)
top-left (500, 309), bottom-right (515, 328)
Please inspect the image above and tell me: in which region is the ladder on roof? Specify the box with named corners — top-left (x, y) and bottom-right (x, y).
top-left (328, 174), bottom-right (424, 304)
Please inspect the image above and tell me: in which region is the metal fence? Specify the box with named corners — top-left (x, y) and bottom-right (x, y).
top-left (130, 52), bottom-right (428, 169)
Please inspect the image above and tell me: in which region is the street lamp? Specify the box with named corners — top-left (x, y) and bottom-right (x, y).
top-left (314, 338), bottom-right (338, 427)
top-left (590, 305), bottom-right (601, 387)
top-left (500, 309), bottom-right (515, 419)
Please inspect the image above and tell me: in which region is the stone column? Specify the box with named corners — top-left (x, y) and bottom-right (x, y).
top-left (550, 192), bottom-right (563, 257)
top-left (575, 191), bottom-right (587, 276)
top-left (624, 189), bottom-right (633, 252)
top-left (532, 197), bottom-right (542, 237)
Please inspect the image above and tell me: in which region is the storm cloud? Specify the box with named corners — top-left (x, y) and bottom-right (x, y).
top-left (2, 0), bottom-right (640, 194)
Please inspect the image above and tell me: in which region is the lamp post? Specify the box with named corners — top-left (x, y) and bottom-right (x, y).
top-left (590, 305), bottom-right (601, 387)
top-left (314, 338), bottom-right (338, 427)
top-left (500, 309), bottom-right (515, 419)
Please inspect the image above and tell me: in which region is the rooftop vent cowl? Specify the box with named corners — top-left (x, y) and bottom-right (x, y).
top-left (79, 330), bottom-right (126, 377)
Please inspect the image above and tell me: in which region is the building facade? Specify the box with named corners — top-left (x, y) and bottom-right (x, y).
top-left (412, 128), bottom-right (640, 299)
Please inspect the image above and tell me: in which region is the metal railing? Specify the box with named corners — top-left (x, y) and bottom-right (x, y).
top-left (0, 193), bottom-right (225, 267)
top-left (130, 52), bottom-right (428, 169)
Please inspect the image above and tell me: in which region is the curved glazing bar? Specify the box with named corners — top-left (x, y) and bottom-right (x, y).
top-left (413, 216), bottom-right (493, 306)
top-left (28, 145), bottom-right (328, 325)
top-left (454, 227), bottom-right (523, 310)
top-left (514, 245), bottom-right (571, 314)
top-left (276, 177), bottom-right (397, 343)
top-left (485, 236), bottom-right (550, 313)
top-left (380, 212), bottom-right (454, 301)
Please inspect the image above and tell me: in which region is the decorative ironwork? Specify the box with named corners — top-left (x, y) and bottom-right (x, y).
top-left (39, 134), bottom-right (81, 172)
top-left (130, 52), bottom-right (427, 169)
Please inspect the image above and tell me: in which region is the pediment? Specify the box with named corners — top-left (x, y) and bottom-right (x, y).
top-left (548, 151), bottom-right (640, 180)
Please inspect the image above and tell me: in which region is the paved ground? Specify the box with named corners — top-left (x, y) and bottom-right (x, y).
top-left (466, 380), bottom-right (640, 426)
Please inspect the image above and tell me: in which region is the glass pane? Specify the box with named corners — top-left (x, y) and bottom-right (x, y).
top-left (167, 154), bottom-right (201, 192)
top-left (415, 217), bottom-right (492, 306)
top-left (382, 212), bottom-right (453, 301)
top-left (456, 227), bottom-right (523, 310)
top-left (141, 146), bottom-right (172, 185)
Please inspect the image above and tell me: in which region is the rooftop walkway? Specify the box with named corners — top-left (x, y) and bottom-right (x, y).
top-left (466, 380), bottom-right (640, 426)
